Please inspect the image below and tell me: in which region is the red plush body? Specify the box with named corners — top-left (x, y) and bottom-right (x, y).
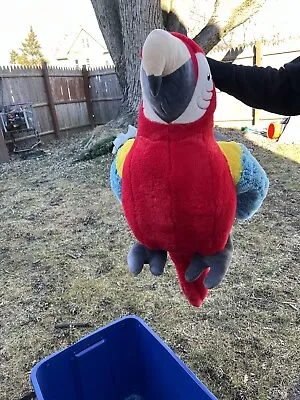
top-left (122, 96), bottom-right (236, 306)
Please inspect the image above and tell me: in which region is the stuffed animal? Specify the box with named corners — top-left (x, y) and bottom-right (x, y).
top-left (110, 29), bottom-right (269, 307)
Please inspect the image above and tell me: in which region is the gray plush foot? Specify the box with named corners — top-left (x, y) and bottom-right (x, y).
top-left (185, 235), bottom-right (233, 289)
top-left (127, 243), bottom-right (167, 276)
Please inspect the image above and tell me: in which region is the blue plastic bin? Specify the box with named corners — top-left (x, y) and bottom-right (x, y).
top-left (31, 316), bottom-right (217, 400)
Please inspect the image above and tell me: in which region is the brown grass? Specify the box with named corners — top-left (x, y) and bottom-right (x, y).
top-left (0, 127), bottom-right (299, 400)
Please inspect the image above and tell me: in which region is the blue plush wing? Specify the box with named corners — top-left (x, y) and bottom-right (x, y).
top-left (110, 138), bottom-right (135, 204)
top-left (236, 143), bottom-right (269, 220)
top-left (218, 141), bottom-right (269, 220)
top-left (110, 158), bottom-right (122, 203)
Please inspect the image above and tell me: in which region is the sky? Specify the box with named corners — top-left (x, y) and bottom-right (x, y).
top-left (0, 0), bottom-right (102, 64)
top-left (0, 0), bottom-right (299, 66)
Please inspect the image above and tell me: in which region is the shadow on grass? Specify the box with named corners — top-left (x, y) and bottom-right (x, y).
top-left (214, 127), bottom-right (300, 400)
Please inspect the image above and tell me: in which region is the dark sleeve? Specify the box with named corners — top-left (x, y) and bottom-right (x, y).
top-left (207, 57), bottom-right (300, 116)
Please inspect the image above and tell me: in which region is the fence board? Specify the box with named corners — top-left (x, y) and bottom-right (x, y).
top-left (42, 62), bottom-right (59, 135)
top-left (92, 99), bottom-right (121, 125)
top-left (50, 76), bottom-right (85, 103)
top-left (0, 65), bottom-right (43, 78)
top-left (0, 130), bottom-right (9, 162)
top-left (34, 106), bottom-right (54, 134)
top-left (89, 67), bottom-right (122, 124)
top-left (1, 75), bottom-right (47, 105)
top-left (89, 66), bottom-right (115, 77)
top-left (55, 102), bottom-right (89, 130)
top-left (48, 66), bottom-right (83, 77)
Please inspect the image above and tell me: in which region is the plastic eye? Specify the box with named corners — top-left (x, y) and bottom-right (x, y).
top-left (207, 74), bottom-right (211, 81)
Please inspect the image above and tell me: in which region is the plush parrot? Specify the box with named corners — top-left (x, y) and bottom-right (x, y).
top-left (110, 29), bottom-right (269, 307)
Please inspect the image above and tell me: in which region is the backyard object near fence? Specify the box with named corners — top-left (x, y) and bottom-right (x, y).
top-left (267, 122), bottom-right (283, 139)
top-left (31, 316), bottom-right (217, 400)
top-left (0, 103), bottom-right (41, 153)
top-left (267, 117), bottom-right (291, 140)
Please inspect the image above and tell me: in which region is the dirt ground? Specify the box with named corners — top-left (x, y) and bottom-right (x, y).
top-left (0, 127), bottom-right (299, 400)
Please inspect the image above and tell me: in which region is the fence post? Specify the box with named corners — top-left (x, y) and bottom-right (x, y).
top-left (252, 40), bottom-right (262, 126)
top-left (0, 129), bottom-right (9, 163)
top-left (42, 62), bottom-right (60, 135)
top-left (82, 65), bottom-right (95, 129)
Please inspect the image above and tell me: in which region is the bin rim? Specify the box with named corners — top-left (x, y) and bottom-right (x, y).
top-left (31, 315), bottom-right (217, 400)
top-left (31, 316), bottom-right (141, 396)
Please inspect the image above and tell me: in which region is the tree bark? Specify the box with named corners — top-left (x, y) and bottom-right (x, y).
top-left (115, 0), bottom-right (164, 127)
top-left (91, 0), bottom-right (163, 127)
top-left (90, 0), bottom-right (126, 95)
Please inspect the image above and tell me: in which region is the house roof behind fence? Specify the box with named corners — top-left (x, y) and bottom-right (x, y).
top-left (54, 27), bottom-right (108, 60)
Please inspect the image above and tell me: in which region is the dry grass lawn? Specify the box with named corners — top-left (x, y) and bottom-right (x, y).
top-left (0, 127), bottom-right (299, 400)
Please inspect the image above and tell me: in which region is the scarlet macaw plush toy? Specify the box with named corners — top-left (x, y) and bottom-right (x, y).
top-left (111, 29), bottom-right (269, 307)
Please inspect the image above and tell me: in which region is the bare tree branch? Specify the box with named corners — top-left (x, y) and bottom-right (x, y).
top-left (226, 0), bottom-right (266, 32)
top-left (194, 23), bottom-right (223, 53)
top-left (193, 0), bottom-right (266, 53)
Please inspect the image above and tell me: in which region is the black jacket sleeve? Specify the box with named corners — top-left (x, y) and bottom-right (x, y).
top-left (207, 56), bottom-right (300, 116)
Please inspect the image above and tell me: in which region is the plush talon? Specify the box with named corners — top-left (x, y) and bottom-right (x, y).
top-left (127, 243), bottom-right (167, 276)
top-left (149, 250), bottom-right (167, 276)
top-left (127, 243), bottom-right (147, 275)
top-left (185, 235), bottom-right (233, 289)
top-left (185, 253), bottom-right (209, 283)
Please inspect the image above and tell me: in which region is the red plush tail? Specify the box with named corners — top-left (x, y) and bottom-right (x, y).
top-left (169, 252), bottom-right (209, 307)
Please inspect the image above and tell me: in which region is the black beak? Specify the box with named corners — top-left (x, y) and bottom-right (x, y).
top-left (148, 75), bottom-right (162, 97)
top-left (141, 58), bottom-right (196, 123)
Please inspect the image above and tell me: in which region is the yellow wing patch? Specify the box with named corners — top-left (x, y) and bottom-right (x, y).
top-left (218, 141), bottom-right (242, 185)
top-left (116, 139), bottom-right (135, 178)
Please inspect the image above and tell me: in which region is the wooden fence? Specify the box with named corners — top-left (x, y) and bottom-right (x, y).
top-left (1, 40), bottom-right (299, 162)
top-left (0, 63), bottom-right (122, 160)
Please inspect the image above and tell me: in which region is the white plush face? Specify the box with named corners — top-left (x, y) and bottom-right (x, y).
top-left (142, 53), bottom-right (214, 124)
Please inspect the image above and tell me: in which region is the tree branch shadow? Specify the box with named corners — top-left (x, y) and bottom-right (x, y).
top-left (215, 126), bottom-right (300, 399)
top-left (287, 377), bottom-right (300, 400)
top-left (221, 45), bottom-right (245, 63)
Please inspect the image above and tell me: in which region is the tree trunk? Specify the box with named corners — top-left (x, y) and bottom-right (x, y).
top-left (91, 0), bottom-right (163, 128)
